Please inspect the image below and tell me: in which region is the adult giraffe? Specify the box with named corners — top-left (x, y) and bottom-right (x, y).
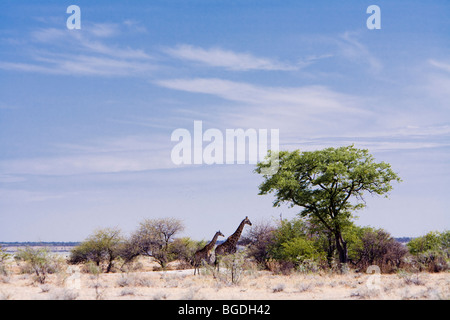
top-left (193, 230), bottom-right (224, 275)
top-left (214, 216), bottom-right (252, 271)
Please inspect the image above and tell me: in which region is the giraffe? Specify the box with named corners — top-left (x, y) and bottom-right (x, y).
top-left (193, 230), bottom-right (224, 275)
top-left (214, 216), bottom-right (252, 271)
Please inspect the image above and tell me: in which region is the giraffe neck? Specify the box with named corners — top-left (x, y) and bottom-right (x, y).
top-left (226, 219), bottom-right (246, 246)
top-left (205, 232), bottom-right (221, 251)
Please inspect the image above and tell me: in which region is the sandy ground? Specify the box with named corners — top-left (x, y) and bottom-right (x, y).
top-left (0, 257), bottom-right (448, 300)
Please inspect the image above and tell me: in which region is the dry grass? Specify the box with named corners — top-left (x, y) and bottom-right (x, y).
top-left (0, 256), bottom-right (448, 300)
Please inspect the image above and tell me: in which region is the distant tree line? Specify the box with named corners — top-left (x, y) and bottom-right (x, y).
top-left (0, 242), bottom-right (80, 247)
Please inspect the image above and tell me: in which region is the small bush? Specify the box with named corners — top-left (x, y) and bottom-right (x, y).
top-left (398, 271), bottom-right (424, 286)
top-left (0, 246), bottom-right (10, 276)
top-left (298, 283), bottom-right (314, 292)
top-left (216, 251), bottom-right (250, 285)
top-left (52, 289), bottom-right (79, 300)
top-left (265, 259), bottom-right (295, 275)
top-left (272, 283), bottom-right (285, 293)
top-left (120, 288), bottom-right (136, 296)
top-left (14, 247), bottom-right (63, 284)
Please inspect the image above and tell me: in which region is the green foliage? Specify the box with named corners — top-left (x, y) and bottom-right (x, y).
top-left (0, 245), bottom-right (9, 262)
top-left (280, 237), bottom-right (323, 262)
top-left (169, 237), bottom-right (206, 266)
top-left (256, 145), bottom-right (401, 263)
top-left (15, 247), bottom-right (63, 283)
top-left (267, 219), bottom-right (325, 265)
top-left (0, 245), bottom-right (11, 276)
top-left (69, 227), bottom-right (123, 273)
top-left (407, 231), bottom-right (449, 272)
top-left (407, 231), bottom-right (448, 255)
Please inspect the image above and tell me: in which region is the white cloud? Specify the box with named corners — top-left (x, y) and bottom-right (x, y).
top-left (429, 59), bottom-right (450, 73)
top-left (155, 77), bottom-right (364, 114)
top-left (1, 26), bottom-right (154, 77)
top-left (89, 23), bottom-right (121, 38)
top-left (164, 45), bottom-right (299, 71)
top-left (337, 32), bottom-right (382, 73)
top-left (155, 77), bottom-right (450, 153)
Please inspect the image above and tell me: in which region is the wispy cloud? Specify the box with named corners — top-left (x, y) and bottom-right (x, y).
top-left (154, 77), bottom-right (376, 144)
top-left (337, 32), bottom-right (382, 73)
top-left (283, 129), bottom-right (450, 154)
top-left (0, 23), bottom-right (155, 77)
top-left (155, 76), bottom-right (450, 154)
top-left (155, 77), bottom-right (365, 114)
top-left (0, 135), bottom-right (175, 176)
top-left (89, 23), bottom-right (121, 38)
top-left (164, 45), bottom-right (301, 71)
top-left (429, 59), bottom-right (450, 73)
top-left (422, 59), bottom-right (450, 101)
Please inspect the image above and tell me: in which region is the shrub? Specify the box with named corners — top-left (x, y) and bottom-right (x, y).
top-left (407, 231), bottom-right (445, 255)
top-left (242, 220), bottom-right (276, 266)
top-left (407, 231), bottom-right (449, 272)
top-left (215, 251), bottom-right (252, 285)
top-left (265, 258), bottom-right (295, 275)
top-left (267, 219), bottom-right (326, 268)
top-left (69, 228), bottom-right (123, 273)
top-left (352, 228), bottom-right (408, 273)
top-left (169, 237), bottom-right (206, 268)
top-left (279, 237), bottom-right (324, 264)
top-left (0, 245), bottom-right (10, 276)
top-left (15, 247), bottom-right (63, 284)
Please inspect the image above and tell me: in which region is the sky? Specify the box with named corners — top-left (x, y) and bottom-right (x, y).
top-left (0, 0), bottom-right (449, 241)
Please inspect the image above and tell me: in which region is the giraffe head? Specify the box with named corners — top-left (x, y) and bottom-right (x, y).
top-left (244, 216), bottom-right (252, 226)
top-left (217, 230), bottom-right (224, 237)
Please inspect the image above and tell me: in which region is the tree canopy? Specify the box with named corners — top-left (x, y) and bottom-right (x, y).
top-left (255, 145), bottom-right (401, 264)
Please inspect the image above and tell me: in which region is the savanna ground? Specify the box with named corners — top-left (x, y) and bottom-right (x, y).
top-left (0, 256), bottom-right (448, 300)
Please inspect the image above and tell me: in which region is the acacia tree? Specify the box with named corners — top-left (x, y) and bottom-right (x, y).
top-left (69, 227), bottom-right (123, 273)
top-left (255, 145), bottom-right (401, 265)
top-left (129, 218), bottom-right (184, 269)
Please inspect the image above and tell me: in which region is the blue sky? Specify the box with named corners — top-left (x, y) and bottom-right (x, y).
top-left (0, 0), bottom-right (449, 241)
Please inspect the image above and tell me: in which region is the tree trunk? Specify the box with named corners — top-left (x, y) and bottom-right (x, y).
top-left (335, 231), bottom-right (348, 264)
top-left (326, 234), bottom-right (335, 267)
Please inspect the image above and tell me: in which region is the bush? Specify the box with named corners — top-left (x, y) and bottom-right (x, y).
top-left (169, 237), bottom-right (206, 268)
top-left (407, 231), bottom-right (449, 255)
top-left (414, 251), bottom-right (448, 272)
top-left (265, 259), bottom-right (295, 275)
top-left (280, 237), bottom-right (324, 263)
top-left (407, 231), bottom-right (449, 272)
top-left (69, 228), bottom-right (123, 273)
top-left (242, 220), bottom-right (276, 266)
top-left (15, 247), bottom-right (63, 284)
top-left (0, 245), bottom-right (10, 276)
top-left (215, 251), bottom-right (251, 285)
top-left (352, 228), bottom-right (408, 273)
top-left (268, 219), bottom-right (325, 263)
